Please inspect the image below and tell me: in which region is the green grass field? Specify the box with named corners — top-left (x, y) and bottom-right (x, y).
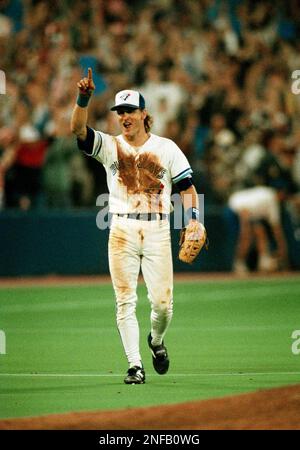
top-left (0, 277), bottom-right (300, 420)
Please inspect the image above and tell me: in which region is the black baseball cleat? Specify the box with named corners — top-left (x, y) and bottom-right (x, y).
top-left (124, 366), bottom-right (145, 384)
top-left (147, 333), bottom-right (169, 375)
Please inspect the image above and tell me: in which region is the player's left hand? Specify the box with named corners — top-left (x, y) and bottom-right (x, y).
top-left (178, 221), bottom-right (208, 264)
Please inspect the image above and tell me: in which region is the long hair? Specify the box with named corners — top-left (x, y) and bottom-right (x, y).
top-left (144, 113), bottom-right (153, 133)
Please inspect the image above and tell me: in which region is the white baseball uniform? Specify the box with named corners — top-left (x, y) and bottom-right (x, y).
top-left (228, 186), bottom-right (280, 225)
top-left (80, 128), bottom-right (192, 368)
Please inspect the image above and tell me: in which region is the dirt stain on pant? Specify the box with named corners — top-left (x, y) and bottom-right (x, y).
top-left (109, 226), bottom-right (130, 296)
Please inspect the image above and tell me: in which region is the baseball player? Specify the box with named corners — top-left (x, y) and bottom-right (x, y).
top-left (71, 68), bottom-right (205, 384)
top-left (229, 186), bottom-right (288, 272)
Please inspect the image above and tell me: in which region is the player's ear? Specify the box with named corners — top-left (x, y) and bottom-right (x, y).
top-left (141, 109), bottom-right (147, 119)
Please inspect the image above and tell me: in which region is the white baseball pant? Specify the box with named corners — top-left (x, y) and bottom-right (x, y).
top-left (108, 214), bottom-right (173, 368)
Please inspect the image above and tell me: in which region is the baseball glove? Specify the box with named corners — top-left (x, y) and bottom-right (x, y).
top-left (179, 221), bottom-right (208, 264)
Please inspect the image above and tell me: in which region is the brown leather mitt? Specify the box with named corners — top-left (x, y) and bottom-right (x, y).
top-left (179, 221), bottom-right (208, 264)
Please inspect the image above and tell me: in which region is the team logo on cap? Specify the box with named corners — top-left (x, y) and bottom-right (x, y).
top-left (120, 92), bottom-right (131, 101)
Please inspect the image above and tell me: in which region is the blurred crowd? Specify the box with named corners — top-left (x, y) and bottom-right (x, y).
top-left (2, 0), bottom-right (300, 272)
top-left (0, 1), bottom-right (300, 229)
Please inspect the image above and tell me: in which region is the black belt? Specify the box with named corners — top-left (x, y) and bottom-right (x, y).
top-left (116, 213), bottom-right (168, 221)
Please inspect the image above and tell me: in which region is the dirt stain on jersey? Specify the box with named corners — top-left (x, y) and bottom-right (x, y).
top-left (115, 139), bottom-right (164, 211)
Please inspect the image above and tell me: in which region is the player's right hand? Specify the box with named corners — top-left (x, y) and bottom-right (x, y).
top-left (77, 68), bottom-right (95, 95)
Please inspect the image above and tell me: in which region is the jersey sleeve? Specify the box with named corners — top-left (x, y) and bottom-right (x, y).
top-left (169, 140), bottom-right (193, 184)
top-left (77, 126), bottom-right (115, 166)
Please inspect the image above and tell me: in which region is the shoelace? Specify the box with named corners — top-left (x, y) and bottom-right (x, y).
top-left (127, 367), bottom-right (144, 377)
top-left (154, 346), bottom-right (167, 358)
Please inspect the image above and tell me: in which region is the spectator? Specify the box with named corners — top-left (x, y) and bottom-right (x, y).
top-left (0, 0), bottom-right (299, 223)
top-left (42, 104), bottom-right (95, 208)
top-left (0, 126), bottom-right (16, 209)
top-left (5, 101), bottom-right (48, 209)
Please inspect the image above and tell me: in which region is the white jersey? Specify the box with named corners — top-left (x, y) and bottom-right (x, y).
top-left (88, 129), bottom-right (192, 214)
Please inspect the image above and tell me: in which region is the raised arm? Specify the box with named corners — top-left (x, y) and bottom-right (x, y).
top-left (70, 68), bottom-right (95, 141)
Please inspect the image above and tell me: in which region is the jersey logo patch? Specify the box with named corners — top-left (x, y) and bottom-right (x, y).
top-left (111, 141), bottom-right (167, 201)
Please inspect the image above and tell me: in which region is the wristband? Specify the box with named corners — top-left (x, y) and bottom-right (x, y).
top-left (186, 207), bottom-right (200, 221)
top-left (77, 93), bottom-right (91, 108)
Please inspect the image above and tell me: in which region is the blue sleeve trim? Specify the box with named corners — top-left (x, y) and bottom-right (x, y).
top-left (175, 176), bottom-right (193, 191)
top-left (172, 168), bottom-right (193, 184)
top-left (77, 126), bottom-right (96, 156)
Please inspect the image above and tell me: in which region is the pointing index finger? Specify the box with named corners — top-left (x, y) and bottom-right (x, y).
top-left (88, 68), bottom-right (93, 80)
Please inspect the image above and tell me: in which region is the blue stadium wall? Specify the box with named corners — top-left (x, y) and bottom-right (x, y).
top-left (0, 208), bottom-right (299, 276)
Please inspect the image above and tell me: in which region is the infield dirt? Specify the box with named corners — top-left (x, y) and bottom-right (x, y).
top-left (0, 383), bottom-right (299, 430)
